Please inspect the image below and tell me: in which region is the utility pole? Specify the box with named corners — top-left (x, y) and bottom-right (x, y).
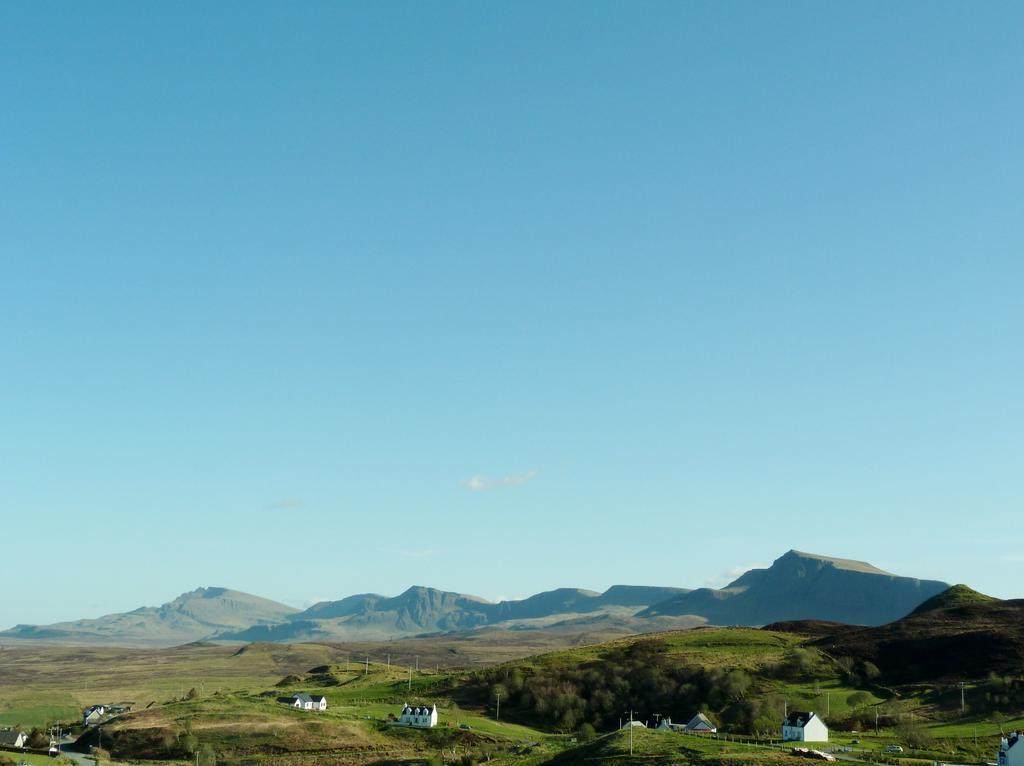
top-left (495, 691), bottom-right (501, 721)
top-left (408, 666), bottom-right (412, 691)
top-left (826, 692), bottom-right (830, 718)
top-left (624, 710), bottom-right (635, 756)
top-left (387, 653), bottom-right (391, 669)
top-left (875, 709), bottom-right (879, 734)
top-left (415, 655), bottom-right (419, 672)
top-left (960, 682), bottom-right (966, 713)
top-left (365, 655), bottom-right (369, 676)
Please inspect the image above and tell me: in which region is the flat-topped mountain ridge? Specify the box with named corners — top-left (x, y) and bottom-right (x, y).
top-left (639, 550), bottom-right (950, 626)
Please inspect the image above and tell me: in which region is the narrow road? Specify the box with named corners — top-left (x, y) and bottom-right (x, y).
top-left (57, 735), bottom-right (97, 766)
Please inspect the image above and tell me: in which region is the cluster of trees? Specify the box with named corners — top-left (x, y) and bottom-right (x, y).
top-left (462, 638), bottom-right (760, 733)
top-left (970, 674), bottom-right (1024, 714)
top-left (834, 656), bottom-right (882, 687)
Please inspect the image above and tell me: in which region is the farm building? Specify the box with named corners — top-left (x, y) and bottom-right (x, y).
top-left (656, 713), bottom-right (716, 733)
top-left (0, 730), bottom-right (28, 749)
top-left (83, 706), bottom-right (106, 725)
top-left (999, 732), bottom-right (1023, 766)
top-left (782, 712), bottom-right (828, 742)
top-left (685, 713), bottom-right (717, 733)
top-left (621, 720), bottom-right (647, 729)
top-left (287, 693), bottom-right (327, 711)
top-left (397, 704), bottom-right (438, 728)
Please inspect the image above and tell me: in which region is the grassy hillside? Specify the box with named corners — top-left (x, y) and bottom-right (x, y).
top-left (90, 661), bottom-right (560, 765)
top-left (909, 584), bottom-right (997, 614)
top-left (2, 620), bottom-right (1023, 766)
top-left (0, 625), bottom-right (656, 729)
top-left (813, 597), bottom-right (1024, 682)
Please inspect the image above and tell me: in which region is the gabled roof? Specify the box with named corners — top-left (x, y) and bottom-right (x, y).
top-left (310, 695), bottom-right (326, 703)
top-left (293, 693), bottom-right (313, 703)
top-left (785, 712), bottom-right (817, 727)
top-left (1005, 733), bottom-right (1022, 750)
top-left (402, 704), bottom-right (435, 715)
top-left (0, 730), bottom-right (25, 746)
top-left (686, 713), bottom-right (715, 729)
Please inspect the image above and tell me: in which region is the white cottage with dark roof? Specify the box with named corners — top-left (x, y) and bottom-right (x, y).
top-left (999, 732), bottom-right (1023, 766)
top-left (398, 703), bottom-right (438, 728)
top-left (0, 730), bottom-right (28, 749)
top-left (782, 711), bottom-right (828, 742)
top-left (287, 693), bottom-right (327, 711)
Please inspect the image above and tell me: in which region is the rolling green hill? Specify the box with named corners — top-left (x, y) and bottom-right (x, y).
top-left (4, 613), bottom-right (1024, 766)
top-left (812, 589), bottom-right (1024, 682)
top-left (909, 583), bottom-right (997, 614)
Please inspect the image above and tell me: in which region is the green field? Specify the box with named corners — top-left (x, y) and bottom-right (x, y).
top-left (1, 628), bottom-right (1021, 766)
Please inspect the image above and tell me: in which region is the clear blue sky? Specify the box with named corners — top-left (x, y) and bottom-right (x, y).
top-left (2, 1), bottom-right (1021, 628)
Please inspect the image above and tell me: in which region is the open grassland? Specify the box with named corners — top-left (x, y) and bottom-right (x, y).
top-left (542, 728), bottom-right (796, 765)
top-left (1, 627), bottom-right (1021, 765)
top-left (479, 627), bottom-right (806, 676)
top-left (0, 626), bottom-right (604, 729)
top-left (94, 660), bottom-right (557, 764)
top-left (0, 642), bottom-right (348, 728)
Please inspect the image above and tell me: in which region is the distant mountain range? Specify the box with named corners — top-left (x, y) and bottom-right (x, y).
top-left (0, 550), bottom-right (956, 647)
top-left (215, 584), bottom-right (694, 643)
top-left (0, 587), bottom-right (298, 646)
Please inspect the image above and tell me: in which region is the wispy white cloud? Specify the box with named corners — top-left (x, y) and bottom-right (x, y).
top-left (377, 547), bottom-right (445, 559)
top-left (460, 469), bottom-right (537, 492)
top-left (703, 563), bottom-right (767, 589)
top-left (284, 596), bottom-right (332, 609)
top-left (268, 498), bottom-right (305, 510)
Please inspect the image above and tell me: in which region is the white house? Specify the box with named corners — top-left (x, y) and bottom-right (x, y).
top-left (397, 703), bottom-right (438, 728)
top-left (83, 706), bottom-right (106, 726)
top-left (0, 730), bottom-right (28, 749)
top-left (999, 732), bottom-right (1023, 766)
top-left (685, 713), bottom-right (717, 733)
top-left (782, 712), bottom-right (828, 742)
top-left (288, 693), bottom-right (327, 711)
